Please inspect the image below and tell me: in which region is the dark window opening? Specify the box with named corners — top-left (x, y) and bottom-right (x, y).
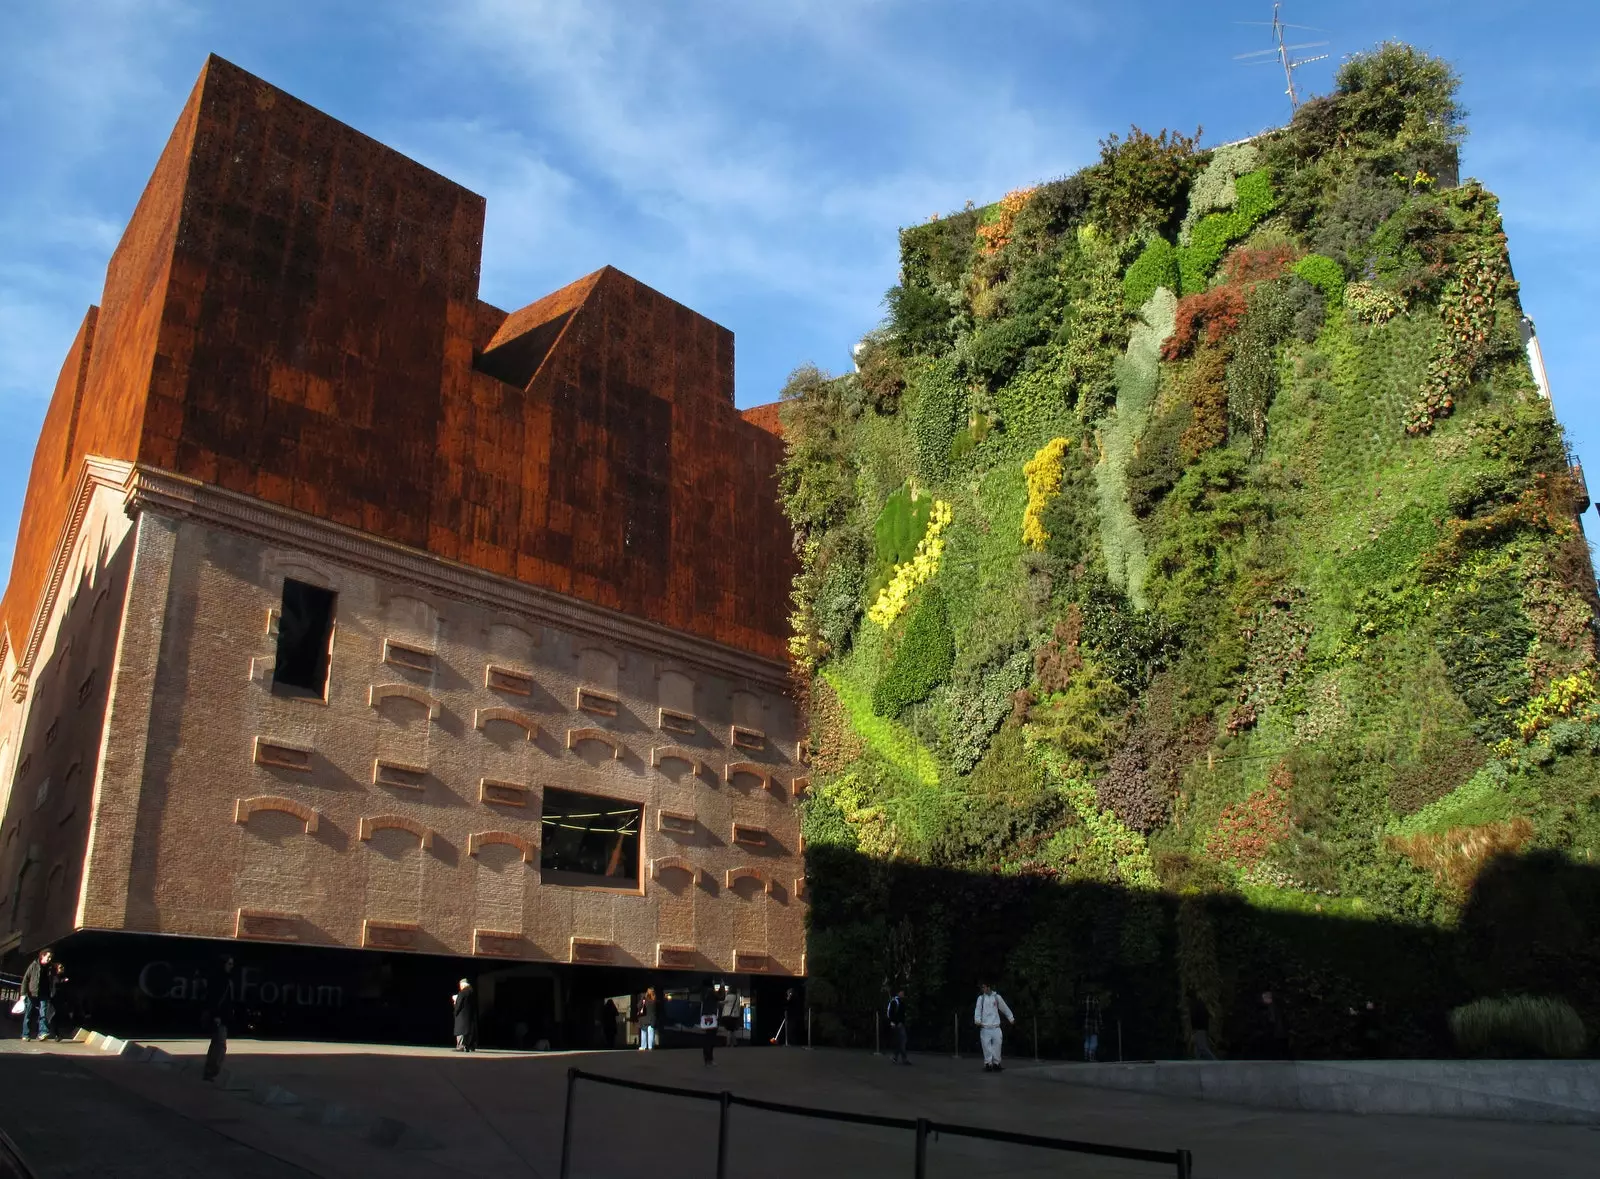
top-left (540, 787), bottom-right (641, 887)
top-left (272, 580), bottom-right (336, 699)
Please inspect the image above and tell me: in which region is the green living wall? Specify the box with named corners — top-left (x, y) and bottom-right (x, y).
top-left (781, 44), bottom-right (1600, 1060)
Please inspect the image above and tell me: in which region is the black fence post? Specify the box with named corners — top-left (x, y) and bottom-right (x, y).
top-left (559, 1067), bottom-right (578, 1179)
top-left (914, 1117), bottom-right (930, 1179)
top-left (716, 1089), bottom-right (732, 1179)
top-left (1176, 1147), bottom-right (1193, 1179)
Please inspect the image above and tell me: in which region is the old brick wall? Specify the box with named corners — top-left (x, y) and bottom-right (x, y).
top-left (83, 508), bottom-right (804, 975)
top-left (0, 486), bottom-right (138, 951)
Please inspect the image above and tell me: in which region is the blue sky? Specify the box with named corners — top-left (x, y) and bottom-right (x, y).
top-left (2, 0), bottom-right (1596, 592)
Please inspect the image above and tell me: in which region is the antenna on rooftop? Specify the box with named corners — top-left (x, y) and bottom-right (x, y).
top-left (1234, 2), bottom-right (1329, 115)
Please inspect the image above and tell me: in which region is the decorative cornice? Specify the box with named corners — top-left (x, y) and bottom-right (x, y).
top-left (121, 462), bottom-right (791, 691)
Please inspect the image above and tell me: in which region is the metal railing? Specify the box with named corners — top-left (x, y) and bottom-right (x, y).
top-left (558, 1067), bottom-right (1192, 1179)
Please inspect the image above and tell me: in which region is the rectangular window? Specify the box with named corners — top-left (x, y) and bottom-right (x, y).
top-left (271, 580), bottom-right (336, 699)
top-left (540, 787), bottom-right (642, 888)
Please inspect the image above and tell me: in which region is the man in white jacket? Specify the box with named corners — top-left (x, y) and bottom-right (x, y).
top-left (973, 981), bottom-right (1015, 1072)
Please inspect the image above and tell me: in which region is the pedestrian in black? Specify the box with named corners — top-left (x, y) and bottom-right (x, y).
top-left (601, 998), bottom-right (620, 1050)
top-left (453, 979), bottom-right (479, 1052)
top-left (1259, 990), bottom-right (1289, 1060)
top-left (1188, 994), bottom-right (1218, 1060)
top-left (1082, 993), bottom-right (1102, 1062)
top-left (1348, 998), bottom-right (1379, 1058)
top-left (202, 956), bottom-right (236, 1082)
top-left (720, 984), bottom-right (741, 1047)
top-left (886, 988), bottom-right (909, 1065)
top-left (701, 981), bottom-right (720, 1066)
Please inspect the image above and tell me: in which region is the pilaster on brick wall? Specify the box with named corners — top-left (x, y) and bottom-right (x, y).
top-left (76, 512), bottom-right (178, 932)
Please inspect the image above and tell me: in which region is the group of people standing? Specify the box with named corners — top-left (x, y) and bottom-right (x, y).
top-left (17, 948), bottom-right (67, 1042)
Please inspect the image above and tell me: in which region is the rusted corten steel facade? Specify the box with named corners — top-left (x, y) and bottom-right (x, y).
top-left (1, 53), bottom-right (792, 673)
top-left (0, 54), bottom-right (803, 1009)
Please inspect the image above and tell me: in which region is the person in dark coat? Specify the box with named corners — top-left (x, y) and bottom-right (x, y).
top-left (700, 981), bottom-right (720, 1066)
top-left (1188, 994), bottom-right (1218, 1060)
top-left (453, 979), bottom-right (479, 1052)
top-left (886, 988), bottom-right (909, 1064)
top-left (202, 956), bottom-right (236, 1081)
top-left (601, 998), bottom-right (620, 1050)
top-left (1259, 990), bottom-right (1289, 1060)
top-left (19, 949), bottom-right (55, 1042)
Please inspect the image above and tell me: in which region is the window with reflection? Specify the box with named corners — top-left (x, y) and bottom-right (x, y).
top-left (539, 787), bottom-right (642, 887)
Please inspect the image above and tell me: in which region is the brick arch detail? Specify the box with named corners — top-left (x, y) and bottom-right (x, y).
top-left (651, 855), bottom-right (703, 884)
top-left (234, 795), bottom-right (320, 833)
top-left (358, 814), bottom-right (435, 849)
top-left (474, 706), bottom-right (539, 740)
top-left (650, 745), bottom-right (707, 775)
top-left (724, 761), bottom-right (771, 789)
top-left (468, 830), bottom-right (535, 863)
top-left (567, 727), bottom-right (622, 759)
top-left (368, 683), bottom-right (442, 719)
top-left (725, 866), bottom-right (772, 894)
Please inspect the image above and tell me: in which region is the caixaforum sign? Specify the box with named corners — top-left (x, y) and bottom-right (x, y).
top-left (138, 960), bottom-right (344, 1009)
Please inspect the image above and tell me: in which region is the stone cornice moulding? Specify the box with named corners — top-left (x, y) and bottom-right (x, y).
top-left (120, 462), bottom-right (792, 692)
top-left (4, 456), bottom-right (135, 686)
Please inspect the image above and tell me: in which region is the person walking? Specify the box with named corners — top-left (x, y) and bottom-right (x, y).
top-left (637, 987), bottom-right (658, 1051)
top-left (19, 949), bottom-right (54, 1042)
top-left (720, 984), bottom-right (742, 1047)
top-left (202, 956), bottom-right (236, 1082)
top-left (973, 981), bottom-right (1014, 1073)
top-left (1258, 990), bottom-right (1289, 1060)
top-left (601, 998), bottom-right (620, 1050)
top-left (453, 979), bottom-right (479, 1052)
top-left (1083, 993), bottom-right (1102, 1062)
top-left (700, 981), bottom-right (721, 1066)
top-left (1188, 994), bottom-right (1218, 1060)
top-left (886, 987), bottom-right (910, 1065)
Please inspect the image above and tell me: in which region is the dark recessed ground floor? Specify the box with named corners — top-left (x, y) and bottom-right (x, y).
top-left (19, 931), bottom-right (804, 1049)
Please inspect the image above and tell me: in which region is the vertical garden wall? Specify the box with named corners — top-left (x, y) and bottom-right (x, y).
top-left (782, 44), bottom-right (1600, 1060)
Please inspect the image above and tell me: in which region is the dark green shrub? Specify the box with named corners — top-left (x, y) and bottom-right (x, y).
top-left (814, 531), bottom-right (867, 657)
top-left (1126, 401), bottom-right (1191, 516)
top-left (1226, 280), bottom-right (1295, 448)
top-left (899, 208), bottom-right (981, 290)
top-left (909, 360), bottom-right (964, 480)
top-left (778, 365), bottom-right (856, 545)
top-left (1437, 572), bottom-right (1535, 741)
top-left (1282, 275), bottom-right (1326, 341)
top-left (1334, 42), bottom-right (1466, 155)
top-left (1311, 170), bottom-right (1406, 272)
top-left (1449, 995), bottom-right (1587, 1059)
top-left (967, 314), bottom-right (1041, 389)
top-left (886, 283), bottom-right (955, 356)
top-left (873, 586), bottom-right (956, 717)
top-left (1123, 238), bottom-right (1180, 307)
top-left (1088, 125), bottom-right (1204, 238)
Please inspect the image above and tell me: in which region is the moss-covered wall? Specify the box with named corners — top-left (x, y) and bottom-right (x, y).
top-left (780, 44), bottom-right (1600, 1059)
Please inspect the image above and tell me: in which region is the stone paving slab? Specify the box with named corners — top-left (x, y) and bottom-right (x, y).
top-left (1034, 1058), bottom-right (1600, 1124)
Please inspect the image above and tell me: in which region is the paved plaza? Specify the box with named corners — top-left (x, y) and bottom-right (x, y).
top-left (1, 1037), bottom-right (1595, 1178)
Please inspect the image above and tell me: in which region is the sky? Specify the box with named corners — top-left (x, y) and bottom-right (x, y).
top-left (2, 0), bottom-right (1597, 592)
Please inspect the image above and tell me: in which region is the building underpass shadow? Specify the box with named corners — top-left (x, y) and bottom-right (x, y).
top-left (800, 844), bottom-right (1600, 1062)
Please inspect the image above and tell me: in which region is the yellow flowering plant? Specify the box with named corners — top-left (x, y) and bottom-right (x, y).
top-left (867, 499), bottom-right (952, 628)
top-left (1022, 437), bottom-right (1071, 551)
